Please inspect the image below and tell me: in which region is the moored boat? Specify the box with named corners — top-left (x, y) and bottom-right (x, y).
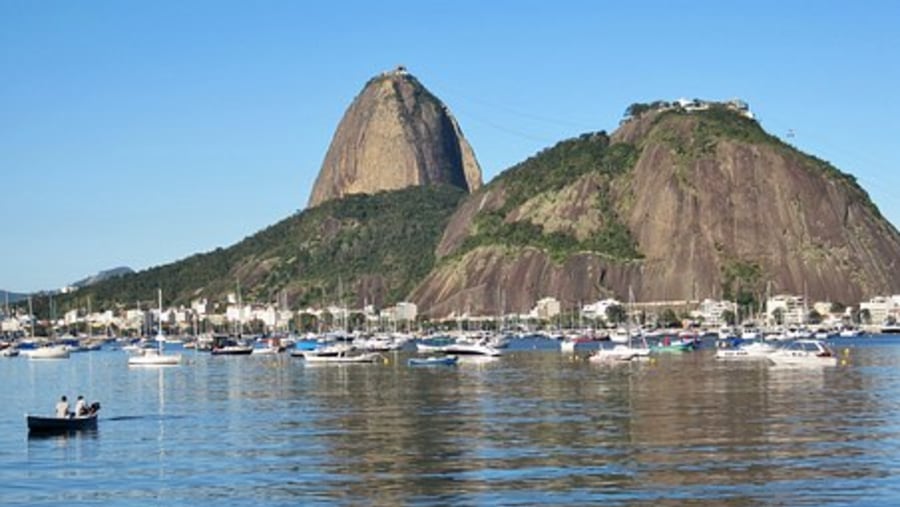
top-left (715, 339), bottom-right (776, 360)
top-left (768, 339), bottom-right (838, 367)
top-left (441, 342), bottom-right (503, 357)
top-left (23, 345), bottom-right (70, 360)
top-left (301, 350), bottom-right (382, 364)
top-left (589, 344), bottom-right (650, 363)
top-left (408, 355), bottom-right (459, 367)
top-left (128, 289), bottom-right (182, 366)
top-left (128, 348), bottom-right (182, 366)
top-left (210, 335), bottom-right (254, 355)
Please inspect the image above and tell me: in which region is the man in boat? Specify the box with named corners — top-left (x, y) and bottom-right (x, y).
top-left (55, 395), bottom-right (70, 418)
top-left (75, 395), bottom-right (87, 417)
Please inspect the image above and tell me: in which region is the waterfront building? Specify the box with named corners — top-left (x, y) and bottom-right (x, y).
top-left (581, 298), bottom-right (621, 322)
top-left (766, 295), bottom-right (807, 325)
top-left (530, 297), bottom-right (561, 321)
top-left (191, 298), bottom-right (213, 316)
top-left (696, 299), bottom-right (736, 326)
top-left (860, 296), bottom-right (900, 324)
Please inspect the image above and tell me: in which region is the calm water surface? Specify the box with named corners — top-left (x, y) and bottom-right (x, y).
top-left (3, 338), bottom-right (900, 506)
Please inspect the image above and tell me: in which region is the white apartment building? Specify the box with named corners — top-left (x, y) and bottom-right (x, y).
top-left (191, 298), bottom-right (213, 316)
top-left (860, 296), bottom-right (900, 324)
top-left (697, 299), bottom-right (736, 326)
top-left (581, 298), bottom-right (621, 322)
top-left (391, 302), bottom-right (418, 322)
top-left (531, 297), bottom-right (561, 321)
top-left (766, 295), bottom-right (807, 325)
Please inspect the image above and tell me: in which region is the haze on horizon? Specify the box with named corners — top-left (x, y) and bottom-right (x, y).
top-left (2, 1), bottom-right (899, 293)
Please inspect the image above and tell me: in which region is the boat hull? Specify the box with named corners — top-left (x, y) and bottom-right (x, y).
top-left (302, 352), bottom-right (382, 363)
top-left (211, 347), bottom-right (253, 356)
top-left (408, 356), bottom-right (459, 366)
top-left (128, 353), bottom-right (182, 366)
top-left (27, 414), bottom-right (98, 434)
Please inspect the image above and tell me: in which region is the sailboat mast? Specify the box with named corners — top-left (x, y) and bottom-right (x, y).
top-left (239, 281), bottom-right (243, 338)
top-left (157, 288), bottom-right (164, 353)
top-left (28, 296), bottom-right (34, 339)
top-left (87, 295), bottom-right (92, 339)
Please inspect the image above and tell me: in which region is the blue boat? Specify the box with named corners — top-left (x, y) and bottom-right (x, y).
top-left (408, 355), bottom-right (459, 367)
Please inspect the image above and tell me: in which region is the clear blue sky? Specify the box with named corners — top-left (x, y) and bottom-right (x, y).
top-left (2, 1), bottom-right (899, 293)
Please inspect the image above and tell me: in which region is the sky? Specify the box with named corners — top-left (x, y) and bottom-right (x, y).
top-left (2, 1), bottom-right (899, 293)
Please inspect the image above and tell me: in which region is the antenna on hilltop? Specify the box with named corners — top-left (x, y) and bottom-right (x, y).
top-left (786, 129), bottom-right (795, 139)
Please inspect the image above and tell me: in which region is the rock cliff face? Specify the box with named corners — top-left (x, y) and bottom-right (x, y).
top-left (308, 67), bottom-right (482, 207)
top-left (411, 106), bottom-right (900, 316)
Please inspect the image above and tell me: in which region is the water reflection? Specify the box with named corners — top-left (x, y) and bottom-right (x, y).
top-left (4, 344), bottom-right (900, 505)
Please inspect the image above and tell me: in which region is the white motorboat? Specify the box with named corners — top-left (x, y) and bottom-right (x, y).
top-left (301, 350), bottom-right (382, 364)
top-left (768, 339), bottom-right (838, 367)
top-left (441, 342), bottom-right (503, 357)
top-left (715, 339), bottom-right (776, 360)
top-left (589, 344), bottom-right (650, 363)
top-left (23, 345), bottom-right (70, 360)
top-left (128, 348), bottom-right (182, 366)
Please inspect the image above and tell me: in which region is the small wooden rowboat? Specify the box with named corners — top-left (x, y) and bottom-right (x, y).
top-left (27, 414), bottom-right (98, 434)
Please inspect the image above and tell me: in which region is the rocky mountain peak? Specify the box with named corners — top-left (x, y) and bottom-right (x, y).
top-left (307, 67), bottom-right (482, 207)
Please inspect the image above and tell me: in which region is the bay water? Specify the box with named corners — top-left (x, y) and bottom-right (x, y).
top-left (3, 337), bottom-right (900, 506)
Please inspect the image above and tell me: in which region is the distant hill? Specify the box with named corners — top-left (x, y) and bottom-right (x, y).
top-left (411, 103), bottom-right (900, 317)
top-left (59, 185), bottom-right (466, 311)
top-left (0, 290), bottom-right (27, 304)
top-left (73, 267), bottom-right (134, 288)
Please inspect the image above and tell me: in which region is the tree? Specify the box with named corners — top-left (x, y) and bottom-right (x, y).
top-left (659, 309), bottom-right (679, 328)
top-left (721, 310), bottom-right (736, 326)
top-left (624, 103), bottom-right (652, 118)
top-left (605, 304), bottom-right (626, 325)
top-left (859, 308), bottom-right (871, 325)
top-left (807, 309), bottom-right (823, 325)
top-left (830, 302), bottom-right (846, 314)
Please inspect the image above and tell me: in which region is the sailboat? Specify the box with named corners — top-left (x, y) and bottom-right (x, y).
top-left (128, 289), bottom-right (182, 366)
top-left (589, 286), bottom-right (650, 363)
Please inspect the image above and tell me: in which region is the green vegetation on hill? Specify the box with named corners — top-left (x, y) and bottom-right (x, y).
top-left (455, 132), bottom-right (642, 262)
top-left (58, 185), bottom-right (466, 312)
top-left (647, 106), bottom-right (877, 212)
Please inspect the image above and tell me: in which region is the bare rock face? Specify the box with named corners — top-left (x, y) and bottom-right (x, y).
top-left (308, 67), bottom-right (482, 207)
top-left (411, 107), bottom-right (900, 316)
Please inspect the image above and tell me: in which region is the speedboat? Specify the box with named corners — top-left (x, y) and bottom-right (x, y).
top-left (210, 336), bottom-right (254, 355)
top-left (441, 342), bottom-right (503, 357)
top-left (589, 344), bottom-right (650, 363)
top-left (128, 348), bottom-right (182, 366)
top-left (768, 339), bottom-right (838, 367)
top-left (715, 338), bottom-right (776, 360)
